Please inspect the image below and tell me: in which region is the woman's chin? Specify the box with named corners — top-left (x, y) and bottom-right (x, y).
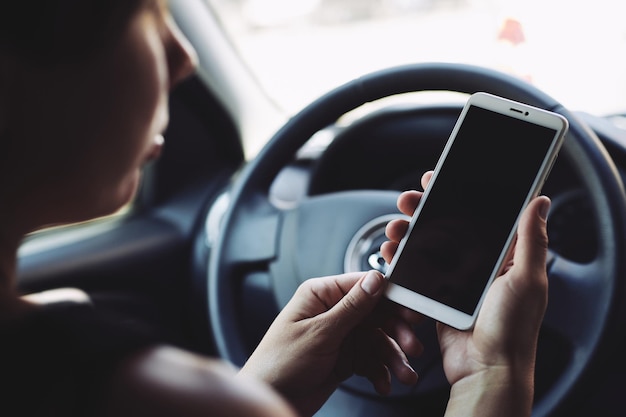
top-left (112, 173), bottom-right (142, 211)
top-left (88, 172), bottom-right (141, 221)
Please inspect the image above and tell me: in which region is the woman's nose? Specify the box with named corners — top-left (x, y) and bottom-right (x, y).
top-left (164, 15), bottom-right (198, 89)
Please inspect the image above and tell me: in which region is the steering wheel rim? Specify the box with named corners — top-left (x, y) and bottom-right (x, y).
top-left (208, 62), bottom-right (626, 416)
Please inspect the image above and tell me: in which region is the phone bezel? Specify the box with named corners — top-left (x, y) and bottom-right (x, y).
top-left (384, 92), bottom-right (568, 330)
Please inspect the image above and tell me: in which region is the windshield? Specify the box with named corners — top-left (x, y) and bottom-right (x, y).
top-left (207, 0), bottom-right (626, 118)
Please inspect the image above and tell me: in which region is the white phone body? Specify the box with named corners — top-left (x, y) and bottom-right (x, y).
top-left (384, 92), bottom-right (568, 330)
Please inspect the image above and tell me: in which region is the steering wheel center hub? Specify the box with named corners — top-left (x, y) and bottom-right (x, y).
top-left (344, 214), bottom-right (408, 274)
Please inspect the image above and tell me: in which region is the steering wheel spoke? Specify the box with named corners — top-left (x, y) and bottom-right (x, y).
top-left (544, 252), bottom-right (611, 349)
top-left (221, 192), bottom-right (281, 265)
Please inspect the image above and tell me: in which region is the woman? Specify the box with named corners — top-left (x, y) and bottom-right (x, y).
top-left (0, 1), bottom-right (550, 416)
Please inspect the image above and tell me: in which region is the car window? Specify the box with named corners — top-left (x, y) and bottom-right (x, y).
top-left (207, 0), bottom-right (626, 127)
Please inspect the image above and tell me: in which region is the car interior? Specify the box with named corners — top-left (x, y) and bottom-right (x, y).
top-left (16, 0), bottom-right (626, 416)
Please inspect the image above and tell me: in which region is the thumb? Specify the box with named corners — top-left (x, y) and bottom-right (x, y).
top-left (326, 270), bottom-right (385, 336)
top-left (512, 195), bottom-right (551, 286)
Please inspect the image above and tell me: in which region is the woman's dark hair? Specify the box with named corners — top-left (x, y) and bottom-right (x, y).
top-left (0, 0), bottom-right (145, 65)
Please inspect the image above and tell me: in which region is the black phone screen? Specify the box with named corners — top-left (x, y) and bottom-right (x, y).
top-left (388, 105), bottom-right (558, 315)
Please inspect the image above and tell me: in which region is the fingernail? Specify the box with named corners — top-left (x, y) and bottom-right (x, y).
top-left (539, 198), bottom-right (551, 221)
top-left (361, 270), bottom-right (383, 295)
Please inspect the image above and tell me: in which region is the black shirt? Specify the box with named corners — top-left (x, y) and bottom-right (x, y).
top-left (0, 301), bottom-right (157, 416)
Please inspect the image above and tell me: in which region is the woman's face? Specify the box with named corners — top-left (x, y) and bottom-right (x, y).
top-left (4, 1), bottom-right (196, 231)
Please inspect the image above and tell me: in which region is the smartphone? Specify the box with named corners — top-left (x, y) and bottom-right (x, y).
top-left (384, 92), bottom-right (568, 330)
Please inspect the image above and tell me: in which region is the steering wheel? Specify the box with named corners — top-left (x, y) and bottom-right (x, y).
top-left (208, 63), bottom-right (626, 416)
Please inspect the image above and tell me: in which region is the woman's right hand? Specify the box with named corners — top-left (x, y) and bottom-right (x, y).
top-left (381, 171), bottom-right (550, 417)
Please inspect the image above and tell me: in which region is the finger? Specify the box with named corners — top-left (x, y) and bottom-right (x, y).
top-left (512, 196), bottom-right (550, 290)
top-left (380, 240), bottom-right (399, 265)
top-left (354, 330), bottom-right (416, 394)
top-left (384, 218), bottom-right (410, 242)
top-left (365, 362), bottom-right (392, 396)
top-left (338, 330), bottom-right (392, 395)
top-left (372, 329), bottom-right (418, 387)
top-left (420, 170), bottom-right (434, 190)
top-left (367, 301), bottom-right (424, 357)
top-left (325, 270), bottom-right (386, 337)
top-left (381, 216), bottom-right (411, 264)
top-left (334, 332), bottom-right (356, 382)
top-left (380, 317), bottom-right (424, 358)
top-left (397, 190), bottom-right (422, 217)
top-left (296, 272), bottom-right (364, 317)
